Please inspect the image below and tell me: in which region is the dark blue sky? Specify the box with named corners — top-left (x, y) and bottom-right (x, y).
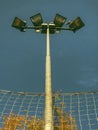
top-left (0, 0), bottom-right (98, 92)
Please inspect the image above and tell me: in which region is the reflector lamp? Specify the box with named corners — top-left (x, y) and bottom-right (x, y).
top-left (54, 14), bottom-right (67, 27)
top-left (12, 17), bottom-right (26, 32)
top-left (30, 13), bottom-right (43, 26)
top-left (69, 17), bottom-right (85, 32)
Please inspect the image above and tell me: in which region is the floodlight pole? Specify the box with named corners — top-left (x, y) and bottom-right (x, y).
top-left (44, 27), bottom-right (53, 130)
top-left (11, 14), bottom-right (85, 130)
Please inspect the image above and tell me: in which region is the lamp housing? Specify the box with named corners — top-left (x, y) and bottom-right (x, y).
top-left (69, 17), bottom-right (85, 32)
top-left (30, 13), bottom-right (43, 26)
top-left (54, 13), bottom-right (67, 30)
top-left (30, 13), bottom-right (43, 32)
top-left (12, 17), bottom-right (26, 32)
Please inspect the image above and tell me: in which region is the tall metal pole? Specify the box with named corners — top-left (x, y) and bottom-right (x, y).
top-left (12, 13), bottom-right (85, 130)
top-left (44, 27), bottom-right (53, 130)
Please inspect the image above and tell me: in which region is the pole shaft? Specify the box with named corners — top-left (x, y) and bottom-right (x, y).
top-left (44, 28), bottom-right (53, 130)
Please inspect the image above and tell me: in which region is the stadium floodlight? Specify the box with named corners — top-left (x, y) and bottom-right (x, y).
top-left (12, 17), bottom-right (26, 32)
top-left (68, 17), bottom-right (85, 32)
top-left (53, 13), bottom-right (67, 33)
top-left (54, 13), bottom-right (67, 27)
top-left (12, 13), bottom-right (85, 130)
top-left (30, 13), bottom-right (43, 26)
top-left (30, 13), bottom-right (43, 32)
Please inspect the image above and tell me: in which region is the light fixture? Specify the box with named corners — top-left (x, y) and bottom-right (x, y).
top-left (12, 13), bottom-right (85, 33)
top-left (53, 13), bottom-right (67, 32)
top-left (12, 17), bottom-right (26, 32)
top-left (68, 17), bottom-right (85, 32)
top-left (30, 13), bottom-right (43, 32)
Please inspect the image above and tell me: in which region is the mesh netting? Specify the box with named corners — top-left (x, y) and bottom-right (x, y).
top-left (0, 90), bottom-right (98, 130)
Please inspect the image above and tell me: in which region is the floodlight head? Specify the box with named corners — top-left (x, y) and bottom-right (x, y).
top-left (54, 13), bottom-right (67, 27)
top-left (12, 17), bottom-right (26, 32)
top-left (69, 17), bottom-right (85, 32)
top-left (30, 13), bottom-right (43, 32)
top-left (30, 13), bottom-right (43, 26)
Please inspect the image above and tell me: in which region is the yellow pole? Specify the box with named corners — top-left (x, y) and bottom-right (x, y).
top-left (44, 28), bottom-right (53, 130)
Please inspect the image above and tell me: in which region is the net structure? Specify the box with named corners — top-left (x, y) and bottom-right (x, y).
top-left (0, 90), bottom-right (98, 130)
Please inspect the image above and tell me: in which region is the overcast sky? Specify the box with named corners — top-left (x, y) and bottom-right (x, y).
top-left (0, 0), bottom-right (98, 93)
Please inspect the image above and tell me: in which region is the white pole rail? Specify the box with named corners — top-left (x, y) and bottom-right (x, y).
top-left (44, 28), bottom-right (53, 130)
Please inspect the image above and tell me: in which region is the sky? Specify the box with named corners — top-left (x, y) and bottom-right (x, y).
top-left (0, 0), bottom-right (98, 93)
